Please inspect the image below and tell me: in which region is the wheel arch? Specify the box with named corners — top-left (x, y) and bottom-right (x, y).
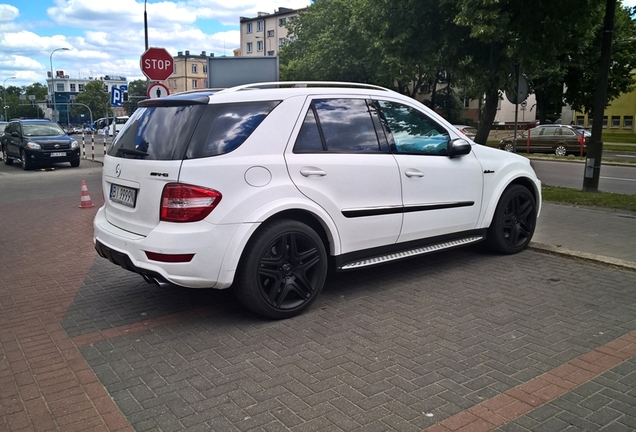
top-left (480, 174), bottom-right (541, 229)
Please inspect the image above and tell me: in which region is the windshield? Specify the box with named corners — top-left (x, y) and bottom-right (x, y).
top-left (22, 123), bottom-right (65, 137)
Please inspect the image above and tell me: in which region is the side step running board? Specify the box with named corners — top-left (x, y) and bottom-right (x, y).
top-left (338, 236), bottom-right (484, 270)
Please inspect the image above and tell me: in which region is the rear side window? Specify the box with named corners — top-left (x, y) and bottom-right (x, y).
top-left (109, 105), bottom-right (206, 160)
top-left (186, 101), bottom-right (279, 159)
top-left (294, 99), bottom-right (383, 153)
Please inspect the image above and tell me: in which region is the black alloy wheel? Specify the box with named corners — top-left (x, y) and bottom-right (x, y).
top-left (486, 184), bottom-right (537, 254)
top-left (21, 150), bottom-right (32, 170)
top-left (235, 220), bottom-right (328, 319)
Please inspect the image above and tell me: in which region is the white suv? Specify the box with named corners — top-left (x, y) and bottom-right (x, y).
top-left (94, 82), bottom-right (541, 319)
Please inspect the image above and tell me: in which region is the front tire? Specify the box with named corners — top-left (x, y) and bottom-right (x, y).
top-left (555, 145), bottom-right (567, 156)
top-left (21, 150), bottom-right (32, 171)
top-left (235, 220), bottom-right (328, 319)
top-left (70, 158), bottom-right (80, 167)
top-left (486, 185), bottom-right (537, 254)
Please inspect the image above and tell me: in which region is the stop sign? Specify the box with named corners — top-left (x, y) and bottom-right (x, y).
top-left (140, 47), bottom-right (174, 81)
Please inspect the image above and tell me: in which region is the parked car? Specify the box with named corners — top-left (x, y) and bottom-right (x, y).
top-left (94, 82), bottom-right (542, 319)
top-left (1, 119), bottom-right (80, 170)
top-left (453, 125), bottom-right (477, 140)
top-left (499, 124), bottom-right (587, 156)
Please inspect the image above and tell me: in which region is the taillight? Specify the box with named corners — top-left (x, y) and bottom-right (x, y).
top-left (160, 183), bottom-right (222, 223)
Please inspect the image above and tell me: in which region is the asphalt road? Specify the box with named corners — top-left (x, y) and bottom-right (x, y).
top-left (531, 159), bottom-right (636, 195)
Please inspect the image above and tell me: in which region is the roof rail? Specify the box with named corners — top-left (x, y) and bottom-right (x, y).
top-left (216, 81), bottom-right (395, 94)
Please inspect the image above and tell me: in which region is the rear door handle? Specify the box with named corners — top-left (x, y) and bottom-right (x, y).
top-left (300, 167), bottom-right (327, 177)
top-left (404, 169), bottom-right (424, 178)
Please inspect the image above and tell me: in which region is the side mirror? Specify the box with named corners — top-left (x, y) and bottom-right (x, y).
top-left (448, 138), bottom-right (472, 158)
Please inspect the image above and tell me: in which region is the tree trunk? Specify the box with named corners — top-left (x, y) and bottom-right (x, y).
top-left (474, 89), bottom-right (499, 144)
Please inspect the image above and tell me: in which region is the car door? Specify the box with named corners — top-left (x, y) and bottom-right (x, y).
top-left (286, 97), bottom-right (403, 254)
top-left (5, 122), bottom-right (21, 158)
top-left (376, 99), bottom-right (484, 243)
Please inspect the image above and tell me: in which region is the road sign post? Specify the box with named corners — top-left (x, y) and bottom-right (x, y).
top-left (140, 47), bottom-right (174, 81)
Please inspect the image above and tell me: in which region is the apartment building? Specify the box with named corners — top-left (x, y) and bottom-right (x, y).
top-left (163, 51), bottom-right (212, 93)
top-left (239, 7), bottom-right (306, 57)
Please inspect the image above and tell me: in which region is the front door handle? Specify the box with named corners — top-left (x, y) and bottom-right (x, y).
top-left (404, 169), bottom-right (424, 178)
top-left (300, 167), bottom-right (327, 177)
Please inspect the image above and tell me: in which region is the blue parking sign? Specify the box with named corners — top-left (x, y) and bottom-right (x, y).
top-left (110, 87), bottom-right (122, 107)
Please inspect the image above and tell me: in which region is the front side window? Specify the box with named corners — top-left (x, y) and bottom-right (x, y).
top-left (294, 99), bottom-right (382, 153)
top-left (377, 100), bottom-right (449, 155)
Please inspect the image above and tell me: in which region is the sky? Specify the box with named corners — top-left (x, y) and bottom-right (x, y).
top-left (0, 0), bottom-right (311, 88)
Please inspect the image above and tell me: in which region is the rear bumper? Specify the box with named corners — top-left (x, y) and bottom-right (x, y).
top-left (93, 206), bottom-right (247, 289)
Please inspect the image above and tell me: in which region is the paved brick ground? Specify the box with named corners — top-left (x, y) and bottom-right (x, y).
top-left (1, 176), bottom-right (635, 431)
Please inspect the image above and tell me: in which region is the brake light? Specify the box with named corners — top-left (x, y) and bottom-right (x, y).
top-left (160, 183), bottom-right (222, 223)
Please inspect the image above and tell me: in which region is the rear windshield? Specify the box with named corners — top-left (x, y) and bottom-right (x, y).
top-left (108, 101), bottom-right (279, 161)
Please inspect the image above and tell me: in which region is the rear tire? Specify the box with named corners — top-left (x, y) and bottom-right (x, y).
top-left (555, 145), bottom-right (567, 156)
top-left (2, 146), bottom-right (13, 165)
top-left (235, 220), bottom-right (328, 319)
top-left (486, 185), bottom-right (537, 254)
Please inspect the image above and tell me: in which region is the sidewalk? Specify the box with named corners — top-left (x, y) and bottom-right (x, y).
top-left (532, 202), bottom-right (636, 271)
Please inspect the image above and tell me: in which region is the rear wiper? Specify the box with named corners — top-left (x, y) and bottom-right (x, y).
top-left (116, 148), bottom-right (149, 157)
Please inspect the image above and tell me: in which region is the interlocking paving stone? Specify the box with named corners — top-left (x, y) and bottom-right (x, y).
top-left (62, 246), bottom-right (636, 431)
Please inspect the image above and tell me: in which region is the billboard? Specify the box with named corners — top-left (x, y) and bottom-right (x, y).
top-left (207, 57), bottom-right (279, 88)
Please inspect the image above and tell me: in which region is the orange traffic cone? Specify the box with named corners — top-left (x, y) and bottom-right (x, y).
top-left (79, 180), bottom-right (95, 208)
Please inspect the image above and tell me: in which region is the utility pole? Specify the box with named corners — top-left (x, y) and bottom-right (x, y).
top-left (583, 0), bottom-right (616, 191)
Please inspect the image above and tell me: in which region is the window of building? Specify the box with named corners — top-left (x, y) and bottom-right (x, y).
top-left (174, 79), bottom-right (178, 89)
top-left (611, 116), bottom-right (620, 128)
top-left (192, 80), bottom-right (198, 89)
top-left (602, 116), bottom-right (608, 128)
top-left (247, 22), bottom-right (253, 33)
top-left (279, 18), bottom-right (286, 26)
top-left (191, 64), bottom-right (197, 74)
top-left (70, 84), bottom-right (76, 91)
top-left (203, 65), bottom-right (207, 73)
top-left (257, 20), bottom-right (263, 31)
top-left (463, 98), bottom-right (470, 108)
top-left (624, 116), bottom-right (633, 129)
top-left (588, 117), bottom-right (593, 127)
top-left (78, 84), bottom-right (84, 91)
top-left (279, 38), bottom-right (285, 48)
top-left (56, 83), bottom-right (64, 91)
top-left (267, 50), bottom-right (275, 56)
top-left (576, 116), bottom-right (585, 126)
top-left (290, 36), bottom-right (297, 42)
top-left (267, 30), bottom-right (274, 37)
top-left (257, 41), bottom-right (263, 52)
top-left (247, 42), bottom-right (253, 53)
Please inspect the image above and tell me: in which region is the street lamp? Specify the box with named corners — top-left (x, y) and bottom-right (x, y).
top-left (50, 47), bottom-right (69, 123)
top-left (2, 76), bottom-right (16, 121)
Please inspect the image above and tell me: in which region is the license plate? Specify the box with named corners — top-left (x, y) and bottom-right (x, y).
top-left (50, 152), bottom-right (66, 157)
top-left (109, 184), bottom-right (137, 208)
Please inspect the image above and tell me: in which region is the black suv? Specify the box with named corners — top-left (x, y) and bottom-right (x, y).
top-left (1, 119), bottom-right (80, 170)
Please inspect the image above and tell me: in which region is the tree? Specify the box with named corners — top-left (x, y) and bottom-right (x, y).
top-left (72, 80), bottom-right (111, 123)
top-left (2, 85), bottom-right (45, 120)
top-left (562, 4), bottom-right (636, 116)
top-left (122, 80), bottom-right (148, 115)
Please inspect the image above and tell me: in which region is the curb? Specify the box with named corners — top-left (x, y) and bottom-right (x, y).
top-left (529, 242), bottom-right (636, 271)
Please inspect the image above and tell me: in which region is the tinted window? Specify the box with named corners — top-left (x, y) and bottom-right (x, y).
top-left (378, 101), bottom-right (449, 155)
top-left (540, 127), bottom-right (557, 137)
top-left (561, 128), bottom-right (575, 136)
top-left (186, 101), bottom-right (279, 159)
top-left (109, 105), bottom-right (206, 160)
top-left (296, 99), bottom-right (381, 153)
top-left (294, 107), bottom-right (325, 153)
